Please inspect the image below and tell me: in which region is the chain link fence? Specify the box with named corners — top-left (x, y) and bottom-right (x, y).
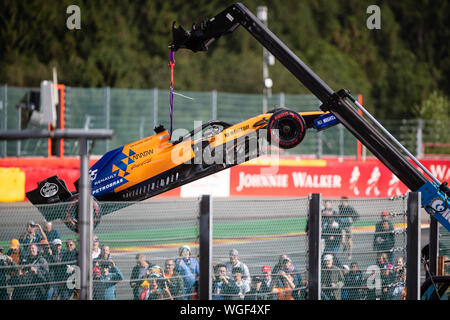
top-left (0, 200), bottom-right (200, 300)
top-left (0, 195), bottom-right (431, 300)
top-left (2, 85), bottom-right (448, 159)
top-left (319, 197), bottom-right (408, 300)
top-left (212, 198), bottom-right (309, 300)
top-left (440, 225), bottom-right (450, 276)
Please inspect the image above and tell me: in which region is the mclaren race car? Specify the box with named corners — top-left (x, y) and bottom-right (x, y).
top-left (26, 108), bottom-right (338, 232)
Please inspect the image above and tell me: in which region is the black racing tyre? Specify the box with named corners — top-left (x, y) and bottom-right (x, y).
top-left (267, 109), bottom-right (306, 149)
top-left (63, 196), bottom-right (101, 233)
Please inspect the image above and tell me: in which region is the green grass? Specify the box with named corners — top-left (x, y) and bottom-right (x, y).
top-left (0, 217), bottom-right (381, 250)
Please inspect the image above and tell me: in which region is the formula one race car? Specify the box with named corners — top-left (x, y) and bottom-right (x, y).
top-left (26, 108), bottom-right (338, 232)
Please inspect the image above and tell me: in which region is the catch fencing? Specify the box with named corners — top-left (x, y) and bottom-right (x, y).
top-left (1, 85), bottom-right (448, 159)
top-left (0, 194), bottom-right (441, 300)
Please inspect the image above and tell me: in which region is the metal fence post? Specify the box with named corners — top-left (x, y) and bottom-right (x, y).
top-left (308, 193), bottom-right (322, 300)
top-left (198, 194), bottom-right (212, 300)
top-left (316, 131), bottom-right (323, 159)
top-left (406, 192), bottom-right (421, 300)
top-left (17, 105), bottom-right (21, 157)
top-left (79, 137), bottom-right (93, 300)
top-left (279, 92), bottom-right (285, 108)
top-left (339, 124), bottom-right (344, 159)
top-left (153, 88), bottom-right (158, 129)
top-left (416, 119), bottom-right (423, 158)
top-left (2, 84), bottom-right (7, 157)
top-left (429, 216), bottom-right (440, 276)
top-left (211, 90), bottom-right (217, 120)
top-left (139, 117), bottom-right (146, 140)
top-left (104, 86), bottom-right (110, 153)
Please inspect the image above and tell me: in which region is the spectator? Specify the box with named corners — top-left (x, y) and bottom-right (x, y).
top-left (244, 277), bottom-right (265, 300)
top-left (62, 239), bottom-right (78, 264)
top-left (277, 256), bottom-right (303, 288)
top-left (373, 219), bottom-right (395, 264)
top-left (421, 244), bottom-right (431, 280)
top-left (260, 265), bottom-right (276, 300)
top-left (149, 265), bottom-right (163, 277)
top-left (338, 197), bottom-right (359, 260)
top-left (375, 210), bottom-right (394, 232)
top-left (231, 267), bottom-right (250, 299)
top-left (175, 245), bottom-right (200, 299)
top-left (292, 279), bottom-right (308, 300)
top-left (391, 267), bottom-right (406, 300)
top-left (305, 200), bottom-right (336, 234)
top-left (394, 256), bottom-right (406, 278)
top-left (43, 221), bottom-right (61, 243)
top-left (130, 253), bottom-right (154, 300)
top-left (92, 235), bottom-right (101, 259)
top-left (163, 258), bottom-right (184, 300)
top-left (380, 264), bottom-right (395, 300)
top-left (365, 269), bottom-right (381, 300)
top-left (59, 239), bottom-right (78, 300)
top-left (92, 267), bottom-right (103, 300)
top-left (322, 200), bottom-right (337, 217)
top-left (321, 254), bottom-right (344, 300)
top-left (8, 266), bottom-right (28, 300)
top-left (376, 252), bottom-right (389, 269)
top-left (38, 239), bottom-right (56, 299)
top-left (272, 254), bottom-right (294, 274)
top-left (226, 249), bottom-right (251, 286)
top-left (138, 280), bottom-right (151, 300)
top-left (322, 204), bottom-right (343, 259)
top-left (0, 246), bottom-right (15, 300)
top-left (15, 243), bottom-right (50, 300)
top-left (7, 238), bottom-right (24, 265)
top-left (96, 260), bottom-right (124, 300)
top-left (212, 263), bottom-right (239, 300)
top-left (270, 269), bottom-right (296, 300)
top-left (272, 255), bottom-right (284, 275)
top-left (340, 264), bottom-right (350, 299)
top-left (48, 238), bottom-right (65, 300)
top-left (19, 221), bottom-right (47, 252)
top-left (94, 244), bottom-right (112, 268)
top-left (344, 262), bottom-right (363, 300)
top-left (141, 274), bottom-right (173, 300)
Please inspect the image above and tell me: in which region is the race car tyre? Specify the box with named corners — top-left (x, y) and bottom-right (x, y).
top-left (63, 196), bottom-right (101, 233)
top-left (267, 109), bottom-right (306, 149)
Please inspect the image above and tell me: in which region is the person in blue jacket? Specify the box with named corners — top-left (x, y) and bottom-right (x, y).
top-left (174, 245), bottom-right (199, 299)
top-left (95, 260), bottom-right (124, 300)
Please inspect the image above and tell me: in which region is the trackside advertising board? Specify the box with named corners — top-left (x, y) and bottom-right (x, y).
top-left (1, 157), bottom-right (449, 200)
top-left (227, 158), bottom-right (450, 198)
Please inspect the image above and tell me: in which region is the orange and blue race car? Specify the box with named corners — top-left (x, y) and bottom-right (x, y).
top-left (26, 108), bottom-right (338, 231)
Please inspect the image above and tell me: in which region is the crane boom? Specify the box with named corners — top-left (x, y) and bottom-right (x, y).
top-left (170, 2), bottom-right (450, 231)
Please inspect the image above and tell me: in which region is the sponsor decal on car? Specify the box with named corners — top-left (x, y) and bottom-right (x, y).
top-left (40, 182), bottom-right (59, 198)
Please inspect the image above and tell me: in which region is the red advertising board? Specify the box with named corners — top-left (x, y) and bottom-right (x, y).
top-left (1, 156), bottom-right (449, 200)
top-left (228, 158), bottom-right (450, 198)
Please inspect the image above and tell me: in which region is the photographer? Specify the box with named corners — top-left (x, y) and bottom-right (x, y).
top-left (93, 244), bottom-right (112, 268)
top-left (10, 243), bottom-right (50, 300)
top-left (20, 221), bottom-right (48, 253)
top-left (212, 263), bottom-right (239, 300)
top-left (175, 245), bottom-right (200, 299)
top-left (163, 259), bottom-right (184, 299)
top-left (96, 260), bottom-right (124, 300)
top-left (0, 246), bottom-right (16, 300)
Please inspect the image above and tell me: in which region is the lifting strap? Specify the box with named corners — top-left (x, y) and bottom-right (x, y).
top-left (168, 50), bottom-right (175, 137)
